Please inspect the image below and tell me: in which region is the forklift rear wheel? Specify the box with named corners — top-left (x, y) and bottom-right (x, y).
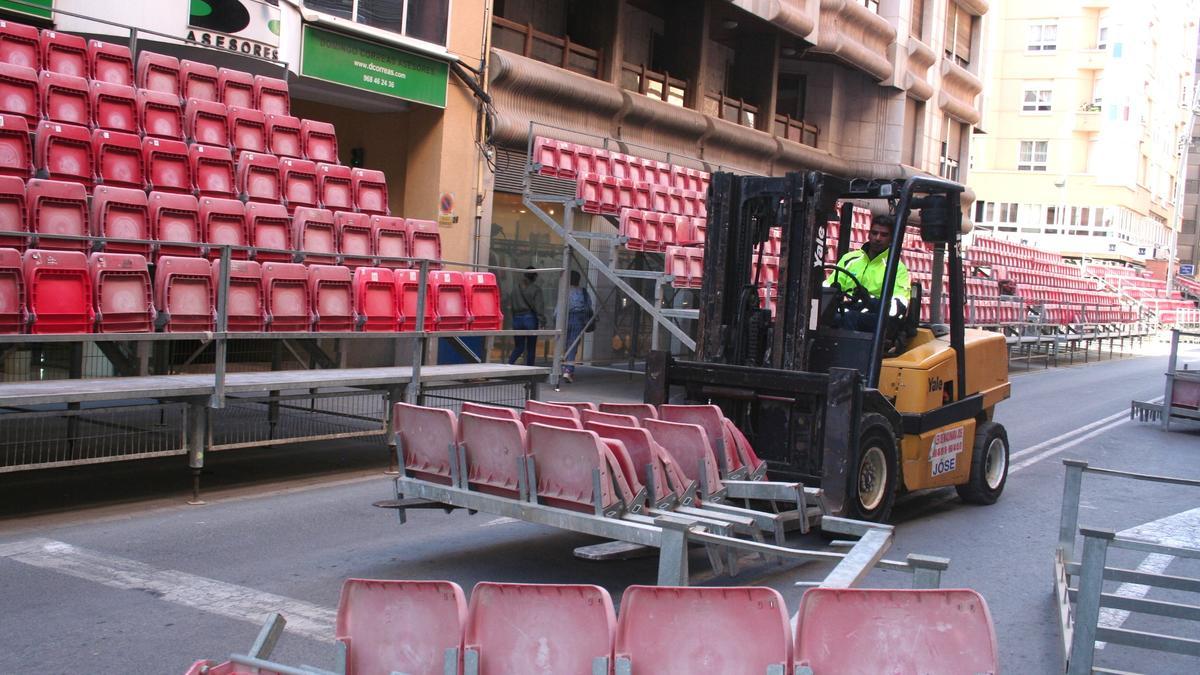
top-left (956, 421), bottom-right (1009, 505)
top-left (848, 413), bottom-right (899, 522)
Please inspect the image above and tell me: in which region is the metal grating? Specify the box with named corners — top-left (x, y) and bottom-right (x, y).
top-left (210, 390), bottom-right (389, 451)
top-left (0, 403), bottom-right (188, 472)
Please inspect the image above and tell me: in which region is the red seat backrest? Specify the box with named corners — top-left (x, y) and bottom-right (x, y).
top-left (88, 40), bottom-right (132, 87)
top-left (23, 247), bottom-right (93, 333)
top-left (337, 579), bottom-right (467, 675)
top-left (91, 185), bottom-right (150, 257)
top-left (89, 251), bottom-right (153, 333)
top-left (137, 51), bottom-right (180, 96)
top-left (393, 403), bottom-right (459, 484)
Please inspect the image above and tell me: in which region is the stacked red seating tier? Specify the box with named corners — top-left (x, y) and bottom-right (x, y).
top-left (35, 121), bottom-right (93, 186)
top-left (87, 40), bottom-right (132, 87)
top-left (261, 261), bottom-right (310, 331)
top-left (245, 201), bottom-right (291, 262)
top-left (334, 211), bottom-right (372, 267)
top-left (0, 174), bottom-right (26, 250)
top-left (90, 81), bottom-right (137, 134)
top-left (149, 191), bottom-right (202, 258)
top-left (136, 52), bottom-right (180, 97)
top-left (352, 266), bottom-right (398, 331)
top-left (212, 258), bottom-right (264, 331)
top-left (89, 251), bottom-right (153, 332)
top-left (91, 185), bottom-right (150, 257)
top-left (180, 59), bottom-right (218, 102)
top-left (0, 20), bottom-right (41, 71)
top-left (216, 67), bottom-right (253, 108)
top-left (22, 248), bottom-right (92, 333)
top-left (154, 255), bottom-right (213, 332)
top-left (309, 263), bottom-right (354, 331)
top-left (27, 178), bottom-right (88, 252)
top-left (39, 71), bottom-right (90, 126)
top-left (0, 62), bottom-right (38, 125)
top-left (199, 196), bottom-right (248, 260)
top-left (0, 246), bottom-right (25, 332)
top-left (138, 89), bottom-right (183, 140)
top-left (0, 113), bottom-right (32, 178)
top-left (93, 129), bottom-right (145, 190)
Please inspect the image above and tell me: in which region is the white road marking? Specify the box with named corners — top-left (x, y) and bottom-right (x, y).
top-left (0, 538), bottom-right (335, 641)
top-left (1007, 396), bottom-right (1164, 475)
top-left (481, 516), bottom-right (520, 527)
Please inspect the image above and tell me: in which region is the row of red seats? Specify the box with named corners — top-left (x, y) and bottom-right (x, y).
top-left (187, 578), bottom-right (997, 675)
top-left (0, 248), bottom-right (498, 334)
top-left (618, 209), bottom-right (705, 252)
top-left (577, 173), bottom-right (707, 217)
top-left (0, 180), bottom-right (434, 263)
top-left (0, 116), bottom-right (349, 197)
top-left (1017, 285), bottom-right (1120, 307)
top-left (0, 20), bottom-right (288, 113)
top-left (533, 135), bottom-right (710, 192)
top-left (992, 265), bottom-right (1092, 292)
top-left (972, 234), bottom-right (1062, 266)
top-left (664, 245), bottom-right (704, 289)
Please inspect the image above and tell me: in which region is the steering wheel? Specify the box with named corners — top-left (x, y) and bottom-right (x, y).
top-left (822, 263), bottom-right (872, 311)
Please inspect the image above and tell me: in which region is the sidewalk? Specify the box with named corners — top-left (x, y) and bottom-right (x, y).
top-left (539, 366), bottom-right (648, 406)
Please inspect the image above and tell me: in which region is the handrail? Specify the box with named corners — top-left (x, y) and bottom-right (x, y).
top-left (774, 113), bottom-right (820, 148)
top-left (491, 16), bottom-right (602, 78)
top-left (622, 62), bottom-right (687, 106)
top-left (703, 90), bottom-right (757, 128)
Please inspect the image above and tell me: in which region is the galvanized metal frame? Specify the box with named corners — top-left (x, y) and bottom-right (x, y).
top-left (1131, 329), bottom-right (1200, 429)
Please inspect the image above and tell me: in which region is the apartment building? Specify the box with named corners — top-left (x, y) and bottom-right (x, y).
top-left (969, 0), bottom-right (1200, 264)
top-left (1177, 29), bottom-right (1200, 277)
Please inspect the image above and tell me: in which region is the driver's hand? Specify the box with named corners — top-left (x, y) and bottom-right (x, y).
top-left (889, 298), bottom-right (907, 318)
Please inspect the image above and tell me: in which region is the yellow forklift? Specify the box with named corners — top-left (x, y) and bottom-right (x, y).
top-left (646, 172), bottom-right (1011, 522)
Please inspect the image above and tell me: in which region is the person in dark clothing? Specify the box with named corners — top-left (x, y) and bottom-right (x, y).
top-left (507, 267), bottom-right (546, 365)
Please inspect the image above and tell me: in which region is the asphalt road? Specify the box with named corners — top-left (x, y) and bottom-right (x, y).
top-left (1, 343), bottom-right (1197, 674)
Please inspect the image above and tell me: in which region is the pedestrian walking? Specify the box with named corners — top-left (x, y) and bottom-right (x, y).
top-left (507, 266), bottom-right (545, 366)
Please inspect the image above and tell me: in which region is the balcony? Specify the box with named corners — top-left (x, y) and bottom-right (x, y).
top-left (808, 0), bottom-right (896, 81)
top-left (1078, 48), bottom-right (1107, 71)
top-left (774, 114), bottom-right (820, 148)
top-left (491, 16), bottom-right (603, 79)
top-left (938, 58), bottom-right (983, 124)
top-left (703, 91), bottom-right (757, 129)
top-left (1076, 109), bottom-right (1103, 133)
top-left (621, 63), bottom-right (687, 107)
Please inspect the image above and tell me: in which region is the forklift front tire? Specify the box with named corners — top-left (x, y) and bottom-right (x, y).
top-left (846, 412), bottom-right (899, 523)
top-left (956, 421), bottom-right (1009, 505)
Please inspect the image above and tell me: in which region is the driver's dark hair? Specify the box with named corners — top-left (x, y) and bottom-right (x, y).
top-left (872, 214), bottom-right (895, 232)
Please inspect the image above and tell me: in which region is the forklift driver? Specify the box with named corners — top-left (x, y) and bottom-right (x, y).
top-left (825, 214), bottom-right (911, 332)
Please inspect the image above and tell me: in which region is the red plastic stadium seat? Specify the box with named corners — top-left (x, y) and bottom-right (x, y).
top-left (525, 399), bottom-right (583, 420)
top-left (89, 251), bottom-right (153, 332)
top-left (252, 75), bottom-right (289, 115)
top-left (0, 175), bottom-right (26, 250)
top-left (292, 206), bottom-right (336, 264)
top-left (136, 52), bottom-right (180, 97)
top-left (0, 20), bottom-right (40, 71)
top-left (87, 40), bottom-right (133, 87)
top-left (179, 60), bottom-right (219, 102)
top-left (199, 197), bottom-right (248, 260)
top-left (154, 255), bottom-right (213, 331)
top-left (40, 31), bottom-right (88, 78)
top-left (598, 403), bottom-right (659, 423)
top-left (93, 129), bottom-right (145, 190)
top-left (216, 67), bottom-right (254, 108)
top-left (27, 178), bottom-right (88, 252)
top-left (615, 586), bottom-right (791, 674)
top-left (0, 246), bottom-right (24, 332)
top-left (22, 248), bottom-right (92, 333)
top-left (371, 215), bottom-right (408, 268)
top-left (0, 62), bottom-right (38, 127)
top-left (188, 143), bottom-right (236, 198)
top-left (280, 157), bottom-right (318, 211)
top-left (185, 98), bottom-right (229, 147)
top-left (465, 583), bottom-right (616, 675)
top-left (227, 106), bottom-right (267, 155)
top-left (335, 211), bottom-right (372, 267)
top-left (660, 404), bottom-right (740, 477)
top-left (317, 162), bottom-right (352, 211)
top-left (352, 168), bottom-right (388, 215)
top-left (465, 272), bottom-right (502, 330)
top-left (34, 121), bottom-right (92, 186)
top-left (91, 185), bottom-right (150, 257)
top-left (137, 89), bottom-right (183, 140)
top-left (427, 270), bottom-right (467, 330)
top-left (461, 402), bottom-right (520, 421)
top-left (0, 113), bottom-right (31, 178)
top-left (353, 266), bottom-right (398, 331)
top-left (266, 113), bottom-right (301, 158)
top-left (90, 81), bottom-right (137, 134)
top-left (246, 201), bottom-right (291, 262)
top-left (261, 261), bottom-right (310, 331)
top-left (407, 218), bottom-right (441, 266)
top-left (307, 263), bottom-right (353, 332)
top-left (394, 269), bottom-right (430, 331)
top-left (299, 118), bottom-right (337, 164)
top-left (39, 71), bottom-right (89, 126)
top-left (211, 259), bottom-right (264, 331)
top-left (235, 151), bottom-right (281, 203)
top-left (335, 579), bottom-right (467, 675)
top-left (149, 191), bottom-right (201, 258)
top-left (459, 412), bottom-right (528, 496)
top-left (143, 137), bottom-right (191, 194)
top-left (393, 403), bottom-right (458, 483)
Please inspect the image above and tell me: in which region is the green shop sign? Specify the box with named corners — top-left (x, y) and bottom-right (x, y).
top-left (300, 25), bottom-right (448, 108)
top-left (0, 0), bottom-right (52, 19)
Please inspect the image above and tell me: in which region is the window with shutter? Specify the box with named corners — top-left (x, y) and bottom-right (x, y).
top-left (911, 0), bottom-right (926, 40)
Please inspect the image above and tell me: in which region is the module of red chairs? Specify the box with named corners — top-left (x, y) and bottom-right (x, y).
top-left (371, 215), bottom-right (408, 268)
top-left (189, 143), bottom-right (236, 198)
top-left (199, 197), bottom-right (248, 261)
top-left (334, 211), bottom-right (373, 267)
top-left (180, 60), bottom-right (219, 102)
top-left (465, 272), bottom-right (502, 330)
top-left (149, 191), bottom-right (202, 259)
top-left (353, 266), bottom-right (398, 331)
top-left (0, 61), bottom-right (39, 126)
top-left (351, 168), bottom-right (388, 215)
top-left (154, 255), bottom-right (213, 332)
top-left (261, 261), bottom-right (310, 331)
top-left (317, 162), bottom-right (352, 211)
top-left (35, 121), bottom-right (93, 186)
top-left (91, 185), bottom-right (150, 257)
top-left (299, 119), bottom-right (337, 164)
top-left (245, 201), bottom-right (291, 263)
top-left (143, 137), bottom-right (192, 194)
top-left (0, 175), bottom-right (26, 250)
top-left (0, 20), bottom-right (41, 71)
top-left (253, 75), bottom-right (289, 116)
top-left (137, 51), bottom-right (180, 97)
top-left (307, 263), bottom-right (353, 332)
top-left (217, 67), bottom-right (254, 108)
top-left (292, 206), bottom-right (336, 264)
top-left (266, 113), bottom-right (302, 158)
top-left (93, 129), bottom-right (145, 190)
top-left (0, 246), bottom-right (24, 332)
top-left (89, 251), bottom-right (154, 333)
top-left (280, 157), bottom-right (318, 212)
top-left (0, 113), bottom-right (32, 178)
top-left (185, 98), bottom-right (229, 148)
top-left (235, 151), bottom-right (281, 203)
top-left (137, 89), bottom-right (184, 140)
top-left (22, 248), bottom-right (93, 333)
top-left (39, 71), bottom-right (89, 126)
top-left (27, 178), bottom-right (88, 252)
top-left (90, 81), bottom-right (137, 134)
top-left (212, 258), bottom-right (264, 331)
top-left (407, 218), bottom-right (442, 268)
top-left (427, 270), bottom-right (468, 330)
top-left (87, 40), bottom-right (133, 87)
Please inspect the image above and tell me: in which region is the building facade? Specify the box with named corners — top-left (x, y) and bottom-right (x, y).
top-left (969, 0), bottom-right (1199, 264)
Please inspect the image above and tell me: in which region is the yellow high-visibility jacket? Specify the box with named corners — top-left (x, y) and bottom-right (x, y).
top-left (825, 247), bottom-right (911, 305)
